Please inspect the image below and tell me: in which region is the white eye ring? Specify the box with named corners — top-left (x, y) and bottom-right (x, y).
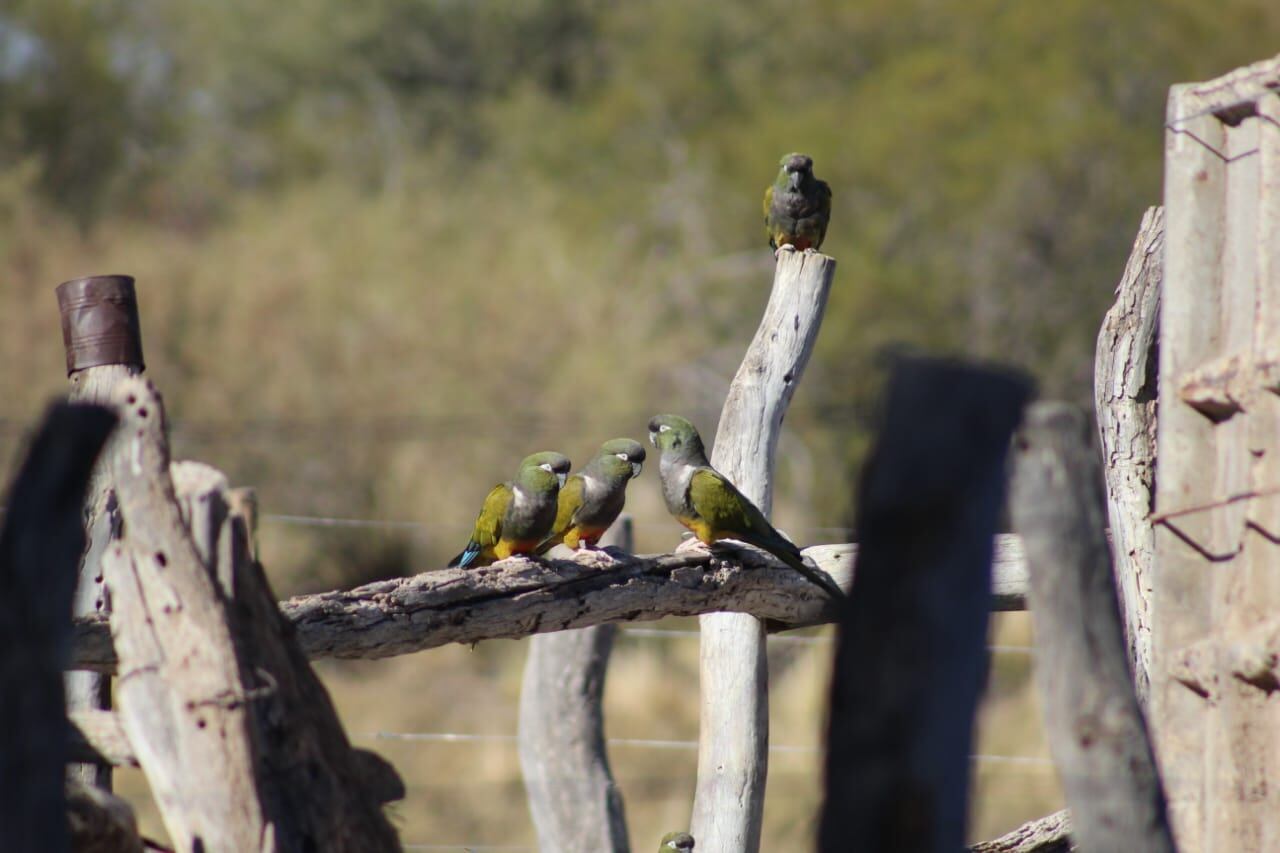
top-left (658, 424), bottom-right (671, 433)
top-left (539, 463), bottom-right (554, 472)
top-left (615, 452), bottom-right (629, 461)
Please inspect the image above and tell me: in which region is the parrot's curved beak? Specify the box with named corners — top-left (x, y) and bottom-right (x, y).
top-left (557, 472), bottom-right (567, 489)
top-left (648, 430), bottom-right (658, 448)
top-left (788, 170), bottom-right (802, 191)
top-left (631, 461), bottom-right (643, 478)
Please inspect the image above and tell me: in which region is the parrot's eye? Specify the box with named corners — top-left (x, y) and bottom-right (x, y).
top-left (615, 452), bottom-right (629, 461)
top-left (658, 424), bottom-right (671, 433)
top-left (539, 463), bottom-right (553, 473)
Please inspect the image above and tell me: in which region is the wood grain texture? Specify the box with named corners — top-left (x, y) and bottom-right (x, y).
top-left (0, 403), bottom-right (115, 853)
top-left (692, 248), bottom-right (836, 853)
top-left (67, 362), bottom-right (139, 789)
top-left (1154, 85), bottom-right (1229, 852)
top-left (104, 378), bottom-right (270, 852)
top-left (519, 520), bottom-right (632, 853)
top-left (1009, 403), bottom-right (1174, 853)
top-left (967, 810), bottom-right (1073, 853)
top-left (70, 535), bottom-right (1031, 671)
top-left (819, 357), bottom-right (1031, 853)
top-left (1094, 206), bottom-right (1162, 707)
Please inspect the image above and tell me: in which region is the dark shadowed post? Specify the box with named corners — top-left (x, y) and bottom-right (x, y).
top-left (819, 357), bottom-right (1032, 853)
top-left (0, 403), bottom-right (116, 853)
top-left (1009, 402), bottom-right (1174, 852)
top-left (57, 274), bottom-right (145, 790)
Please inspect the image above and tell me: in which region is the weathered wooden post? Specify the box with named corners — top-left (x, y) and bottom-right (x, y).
top-left (1150, 54), bottom-right (1280, 852)
top-left (819, 357), bottom-right (1031, 852)
top-left (1009, 402), bottom-right (1174, 852)
top-left (0, 403), bottom-right (116, 853)
top-left (104, 377), bottom-right (402, 851)
top-left (1095, 207), bottom-right (1163, 706)
top-left (56, 273), bottom-right (145, 790)
top-left (519, 519), bottom-right (633, 853)
top-left (691, 249), bottom-right (836, 853)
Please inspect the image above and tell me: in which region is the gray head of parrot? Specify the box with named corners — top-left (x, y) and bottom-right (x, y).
top-left (659, 832), bottom-right (695, 852)
top-left (647, 414), bottom-right (708, 466)
top-left (780, 152), bottom-right (815, 191)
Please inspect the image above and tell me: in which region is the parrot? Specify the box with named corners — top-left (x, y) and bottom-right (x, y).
top-left (538, 438), bottom-right (646, 554)
top-left (763, 152), bottom-right (832, 257)
top-left (659, 832), bottom-right (695, 852)
top-left (447, 451), bottom-right (572, 568)
top-left (648, 414), bottom-right (844, 600)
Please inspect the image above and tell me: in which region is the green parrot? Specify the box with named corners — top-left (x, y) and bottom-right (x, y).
top-left (763, 152), bottom-right (832, 256)
top-left (448, 451), bottom-right (572, 568)
top-left (538, 438), bottom-right (646, 553)
top-left (648, 414), bottom-right (844, 600)
top-left (659, 832), bottom-right (695, 852)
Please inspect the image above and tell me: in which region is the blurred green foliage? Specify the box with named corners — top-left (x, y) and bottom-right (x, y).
top-left (1, 7), bottom-right (1277, 843)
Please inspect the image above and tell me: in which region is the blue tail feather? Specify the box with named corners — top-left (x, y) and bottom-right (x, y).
top-left (448, 541), bottom-right (482, 568)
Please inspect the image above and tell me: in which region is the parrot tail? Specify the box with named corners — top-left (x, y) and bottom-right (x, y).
top-left (448, 541), bottom-right (481, 569)
top-left (741, 530), bottom-right (845, 601)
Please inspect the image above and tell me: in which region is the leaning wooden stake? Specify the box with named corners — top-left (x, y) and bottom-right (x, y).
top-left (690, 249), bottom-right (836, 853)
top-left (57, 274), bottom-right (145, 790)
top-left (1010, 402), bottom-right (1175, 853)
top-left (519, 520), bottom-right (633, 853)
top-left (0, 403), bottom-right (116, 853)
top-left (1095, 206), bottom-right (1163, 706)
top-left (819, 357), bottom-right (1031, 852)
top-left (104, 378), bottom-right (402, 852)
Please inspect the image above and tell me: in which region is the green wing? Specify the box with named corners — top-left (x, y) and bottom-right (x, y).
top-left (472, 483), bottom-right (513, 549)
top-left (537, 474), bottom-right (585, 554)
top-left (689, 468), bottom-right (771, 538)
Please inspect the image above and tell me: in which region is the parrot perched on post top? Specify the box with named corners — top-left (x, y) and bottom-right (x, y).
top-left (648, 414), bottom-right (844, 600)
top-left (659, 832), bottom-right (695, 852)
top-left (537, 438), bottom-right (646, 554)
top-left (447, 451), bottom-right (572, 568)
top-left (763, 152), bottom-right (832, 257)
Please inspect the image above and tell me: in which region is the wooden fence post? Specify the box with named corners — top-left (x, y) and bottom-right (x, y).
top-left (0, 402), bottom-right (116, 853)
top-left (1151, 57), bottom-right (1280, 851)
top-left (1095, 206), bottom-right (1163, 707)
top-left (690, 249), bottom-right (836, 853)
top-left (519, 519), bottom-right (633, 853)
top-left (104, 378), bottom-right (402, 851)
top-left (818, 357), bottom-right (1031, 853)
top-left (1009, 402), bottom-right (1174, 852)
top-left (57, 273), bottom-right (145, 791)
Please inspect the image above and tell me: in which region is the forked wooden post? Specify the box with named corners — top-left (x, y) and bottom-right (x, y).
top-left (104, 378), bottom-right (402, 851)
top-left (57, 274), bottom-right (145, 790)
top-left (1009, 402), bottom-right (1174, 852)
top-left (519, 519), bottom-right (633, 853)
top-left (691, 249), bottom-right (835, 853)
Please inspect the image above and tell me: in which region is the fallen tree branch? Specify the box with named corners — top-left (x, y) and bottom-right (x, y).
top-left (72, 536), bottom-right (1028, 672)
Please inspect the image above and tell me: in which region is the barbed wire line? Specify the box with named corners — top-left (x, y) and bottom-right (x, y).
top-left (354, 730), bottom-right (1053, 767)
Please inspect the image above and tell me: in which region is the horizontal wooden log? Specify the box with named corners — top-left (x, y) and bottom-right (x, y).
top-left (70, 535), bottom-right (1030, 672)
top-left (68, 711), bottom-right (137, 768)
top-left (967, 810), bottom-right (1071, 853)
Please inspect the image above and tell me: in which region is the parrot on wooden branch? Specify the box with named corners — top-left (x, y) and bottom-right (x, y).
top-left (763, 152), bottom-right (832, 257)
top-left (648, 414), bottom-right (844, 600)
top-left (448, 451), bottom-right (571, 568)
top-left (538, 438), bottom-right (645, 555)
top-left (659, 831), bottom-right (695, 852)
